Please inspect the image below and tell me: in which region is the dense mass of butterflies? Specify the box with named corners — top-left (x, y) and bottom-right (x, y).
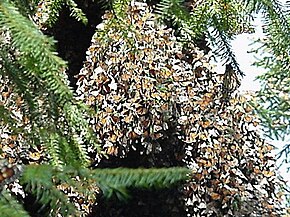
top-left (33, 0), bottom-right (57, 29)
top-left (0, 31), bottom-right (47, 202)
top-left (0, 54), bottom-right (46, 166)
top-left (76, 1), bottom-right (284, 216)
top-left (0, 80), bottom-right (44, 196)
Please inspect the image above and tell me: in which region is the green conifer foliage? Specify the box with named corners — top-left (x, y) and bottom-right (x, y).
top-left (34, 0), bottom-right (88, 28)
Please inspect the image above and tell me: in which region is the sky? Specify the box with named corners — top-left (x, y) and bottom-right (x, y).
top-left (213, 15), bottom-right (264, 91)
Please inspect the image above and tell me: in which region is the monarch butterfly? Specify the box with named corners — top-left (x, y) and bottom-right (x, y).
top-left (222, 64), bottom-right (241, 101)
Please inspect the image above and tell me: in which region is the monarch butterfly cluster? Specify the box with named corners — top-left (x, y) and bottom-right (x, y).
top-left (76, 1), bottom-right (219, 158)
top-left (57, 180), bottom-right (99, 215)
top-left (0, 80), bottom-right (45, 163)
top-left (0, 75), bottom-right (45, 197)
top-left (76, 1), bottom-right (283, 216)
top-left (33, 0), bottom-right (54, 29)
top-left (183, 92), bottom-right (282, 216)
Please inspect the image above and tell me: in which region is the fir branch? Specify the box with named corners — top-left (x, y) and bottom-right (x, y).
top-left (260, 0), bottom-right (290, 58)
top-left (156, 0), bottom-right (247, 78)
top-left (244, 0), bottom-right (264, 13)
top-left (251, 0), bottom-right (290, 139)
top-left (21, 164), bottom-right (78, 216)
top-left (208, 15), bottom-right (244, 77)
top-left (21, 165), bottom-right (189, 203)
top-left (0, 190), bottom-right (30, 217)
top-left (0, 41), bottom-right (39, 125)
top-left (66, 0), bottom-right (88, 25)
top-left (156, 0), bottom-right (208, 39)
top-left (207, 19), bottom-right (243, 102)
top-left (34, 0), bottom-right (88, 27)
top-left (91, 167), bottom-right (189, 199)
top-left (34, 0), bottom-right (66, 27)
top-left (0, 1), bottom-right (100, 167)
top-left (45, 133), bottom-right (63, 168)
top-left (112, 0), bottom-right (131, 18)
top-left (9, 0), bottom-right (36, 17)
top-left (0, 1), bottom-right (71, 105)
